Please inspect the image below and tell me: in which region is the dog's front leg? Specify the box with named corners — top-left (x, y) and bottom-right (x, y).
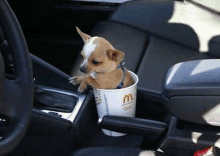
top-left (78, 76), bottom-right (100, 93)
top-left (86, 77), bottom-right (101, 89)
top-left (69, 76), bottom-right (84, 85)
top-left (78, 79), bottom-right (88, 93)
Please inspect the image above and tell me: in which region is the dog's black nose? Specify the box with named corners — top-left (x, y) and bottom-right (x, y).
top-left (79, 66), bottom-right (86, 73)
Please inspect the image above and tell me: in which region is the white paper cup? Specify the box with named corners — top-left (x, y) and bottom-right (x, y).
top-left (94, 71), bottom-right (139, 137)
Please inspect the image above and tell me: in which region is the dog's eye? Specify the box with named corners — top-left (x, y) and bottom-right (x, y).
top-left (92, 60), bottom-right (100, 65)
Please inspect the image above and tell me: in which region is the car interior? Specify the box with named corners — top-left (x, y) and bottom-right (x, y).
top-left (0, 0), bottom-right (220, 155)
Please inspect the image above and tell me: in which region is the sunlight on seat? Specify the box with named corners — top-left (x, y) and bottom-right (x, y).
top-left (214, 139), bottom-right (220, 147)
top-left (139, 151), bottom-right (149, 156)
top-left (190, 60), bottom-right (220, 76)
top-left (191, 132), bottom-right (203, 144)
top-left (203, 104), bottom-right (220, 126)
top-left (191, 0), bottom-right (220, 13)
top-left (168, 1), bottom-right (220, 52)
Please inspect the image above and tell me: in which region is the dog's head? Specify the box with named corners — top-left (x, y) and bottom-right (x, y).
top-left (76, 27), bottom-right (125, 75)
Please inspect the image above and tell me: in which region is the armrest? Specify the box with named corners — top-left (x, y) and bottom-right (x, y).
top-left (162, 59), bottom-right (220, 126)
top-left (163, 59), bottom-right (220, 98)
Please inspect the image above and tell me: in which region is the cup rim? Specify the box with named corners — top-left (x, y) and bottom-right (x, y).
top-left (94, 70), bottom-right (138, 92)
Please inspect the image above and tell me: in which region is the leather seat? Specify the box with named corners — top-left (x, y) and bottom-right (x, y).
top-left (87, 0), bottom-right (220, 101)
top-left (71, 147), bottom-right (168, 156)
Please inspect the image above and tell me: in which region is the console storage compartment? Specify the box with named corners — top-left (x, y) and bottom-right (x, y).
top-left (159, 117), bottom-right (220, 156)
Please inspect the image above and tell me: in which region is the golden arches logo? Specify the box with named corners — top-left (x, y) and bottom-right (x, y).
top-left (123, 94), bottom-right (133, 103)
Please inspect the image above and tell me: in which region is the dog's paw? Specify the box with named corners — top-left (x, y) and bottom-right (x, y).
top-left (69, 77), bottom-right (80, 85)
top-left (77, 87), bottom-right (84, 93)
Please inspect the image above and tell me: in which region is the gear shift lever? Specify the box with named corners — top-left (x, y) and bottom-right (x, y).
top-left (34, 85), bottom-right (77, 113)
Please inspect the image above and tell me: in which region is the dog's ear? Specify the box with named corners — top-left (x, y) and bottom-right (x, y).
top-left (76, 26), bottom-right (91, 43)
top-left (106, 49), bottom-right (125, 62)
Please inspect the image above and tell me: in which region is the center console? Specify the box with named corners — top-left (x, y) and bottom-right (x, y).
top-left (28, 53), bottom-right (169, 154)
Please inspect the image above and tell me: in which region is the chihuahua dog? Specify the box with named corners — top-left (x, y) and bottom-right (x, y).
top-left (69, 27), bottom-right (133, 93)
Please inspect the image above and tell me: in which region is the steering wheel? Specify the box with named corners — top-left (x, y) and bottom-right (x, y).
top-left (0, 0), bottom-right (34, 155)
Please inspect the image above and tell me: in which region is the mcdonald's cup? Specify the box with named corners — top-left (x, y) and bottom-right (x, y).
top-left (94, 71), bottom-right (139, 136)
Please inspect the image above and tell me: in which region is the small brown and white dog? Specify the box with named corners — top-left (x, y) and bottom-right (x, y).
top-left (69, 27), bottom-right (133, 93)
